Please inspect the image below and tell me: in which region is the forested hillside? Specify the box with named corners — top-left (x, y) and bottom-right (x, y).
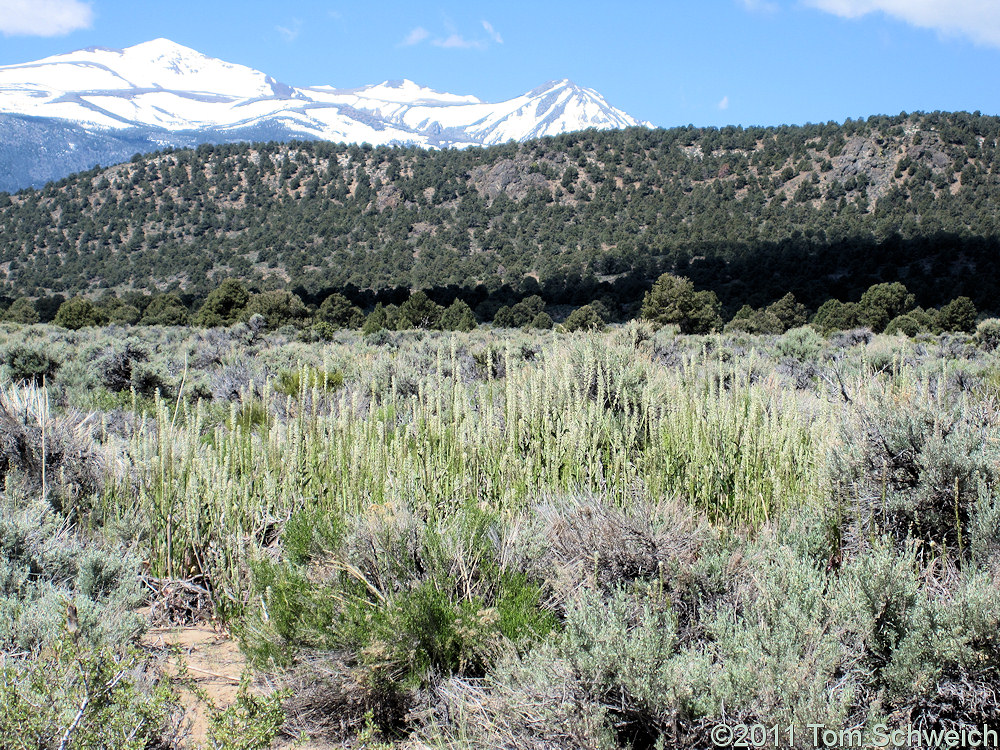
top-left (2, 111), bottom-right (1000, 315)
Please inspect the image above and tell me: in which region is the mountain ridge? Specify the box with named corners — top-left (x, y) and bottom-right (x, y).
top-left (1, 111), bottom-right (998, 317)
top-left (0, 39), bottom-right (649, 191)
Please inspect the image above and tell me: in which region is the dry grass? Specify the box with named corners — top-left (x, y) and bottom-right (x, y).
top-left (0, 381), bottom-right (107, 513)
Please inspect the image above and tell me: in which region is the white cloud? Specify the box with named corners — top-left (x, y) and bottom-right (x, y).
top-left (401, 26), bottom-right (430, 46)
top-left (0, 0), bottom-right (93, 36)
top-left (403, 20), bottom-right (498, 50)
top-left (718, 95), bottom-right (730, 110)
top-left (432, 33), bottom-right (486, 50)
top-left (276, 20), bottom-right (301, 42)
top-left (803, 0), bottom-right (1000, 47)
top-left (482, 20), bottom-right (503, 43)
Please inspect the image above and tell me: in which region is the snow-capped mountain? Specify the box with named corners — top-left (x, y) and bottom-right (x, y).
top-left (0, 39), bottom-right (650, 190)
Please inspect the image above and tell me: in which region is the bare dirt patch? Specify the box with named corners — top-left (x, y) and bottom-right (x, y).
top-left (143, 624), bottom-right (245, 747)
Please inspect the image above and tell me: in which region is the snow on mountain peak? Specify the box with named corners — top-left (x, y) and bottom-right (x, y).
top-left (357, 79), bottom-right (482, 105)
top-left (127, 37), bottom-right (201, 55)
top-left (100, 38), bottom-right (276, 97)
top-left (0, 38), bottom-right (648, 147)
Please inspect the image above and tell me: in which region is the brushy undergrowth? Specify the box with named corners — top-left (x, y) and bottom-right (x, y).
top-left (0, 478), bottom-right (174, 748)
top-left (0, 636), bottom-right (178, 750)
top-left (241, 504), bottom-right (556, 735)
top-left (1, 323), bottom-right (999, 746)
top-left (0, 382), bottom-right (106, 517)
top-left (831, 374), bottom-right (1000, 558)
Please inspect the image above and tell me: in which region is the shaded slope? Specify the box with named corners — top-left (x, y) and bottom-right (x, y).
top-left (1, 112), bottom-right (999, 313)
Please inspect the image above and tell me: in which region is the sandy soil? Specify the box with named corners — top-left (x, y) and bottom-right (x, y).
top-left (143, 624), bottom-right (246, 747)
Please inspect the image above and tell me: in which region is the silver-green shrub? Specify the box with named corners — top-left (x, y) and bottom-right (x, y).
top-left (831, 377), bottom-right (1000, 556)
top-left (0, 489), bottom-right (143, 653)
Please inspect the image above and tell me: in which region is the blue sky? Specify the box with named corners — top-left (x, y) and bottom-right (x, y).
top-left (1, 0), bottom-right (999, 129)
